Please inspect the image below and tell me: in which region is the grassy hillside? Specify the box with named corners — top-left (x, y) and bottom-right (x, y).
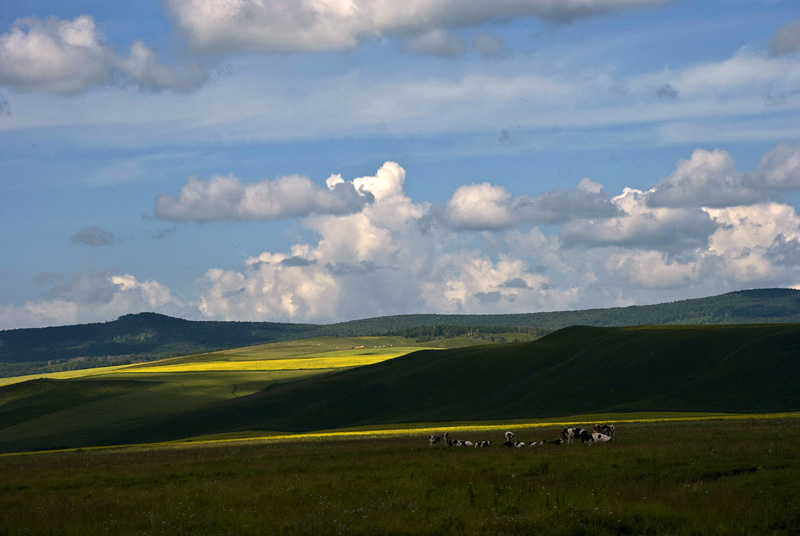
top-left (3, 323), bottom-right (797, 452)
top-left (115, 324), bottom-right (800, 443)
top-left (0, 336), bottom-right (477, 453)
top-left (3, 289), bottom-right (800, 376)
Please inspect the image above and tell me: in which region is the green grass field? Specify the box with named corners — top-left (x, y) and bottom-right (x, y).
top-left (0, 336), bottom-right (484, 453)
top-left (2, 415), bottom-right (798, 535)
top-left (2, 327), bottom-right (800, 533)
top-left (3, 325), bottom-right (800, 453)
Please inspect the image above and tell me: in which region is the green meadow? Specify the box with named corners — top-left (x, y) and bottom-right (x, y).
top-left (2, 325), bottom-right (800, 534)
top-left (2, 415), bottom-right (799, 535)
top-left (0, 336), bottom-right (482, 453)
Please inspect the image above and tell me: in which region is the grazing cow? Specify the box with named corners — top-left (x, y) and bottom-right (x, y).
top-left (561, 427), bottom-right (586, 444)
top-left (428, 434), bottom-right (441, 446)
top-left (475, 440), bottom-right (491, 448)
top-left (593, 424), bottom-right (615, 437)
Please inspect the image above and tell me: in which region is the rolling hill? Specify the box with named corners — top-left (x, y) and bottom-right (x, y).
top-left (3, 288), bottom-right (800, 376)
top-left (2, 323), bottom-right (798, 452)
top-left (125, 324), bottom-right (800, 440)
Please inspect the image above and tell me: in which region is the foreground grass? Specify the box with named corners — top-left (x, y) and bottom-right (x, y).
top-left (2, 416), bottom-right (799, 535)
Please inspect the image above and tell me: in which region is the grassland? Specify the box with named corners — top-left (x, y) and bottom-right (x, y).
top-left (2, 415), bottom-right (799, 535)
top-left (3, 324), bottom-right (800, 454)
top-left (0, 335), bottom-right (461, 387)
top-left (0, 336), bottom-right (482, 453)
top-left (3, 325), bottom-right (800, 533)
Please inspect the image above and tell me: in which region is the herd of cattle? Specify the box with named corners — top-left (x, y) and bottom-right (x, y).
top-left (428, 424), bottom-right (615, 448)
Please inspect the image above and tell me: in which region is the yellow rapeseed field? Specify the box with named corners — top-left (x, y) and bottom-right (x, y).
top-left (0, 346), bottom-right (419, 386)
top-left (124, 353), bottom-right (408, 373)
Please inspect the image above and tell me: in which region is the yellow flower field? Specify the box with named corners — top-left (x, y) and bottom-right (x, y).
top-left (123, 352), bottom-right (408, 373)
top-left (0, 345), bottom-right (421, 386)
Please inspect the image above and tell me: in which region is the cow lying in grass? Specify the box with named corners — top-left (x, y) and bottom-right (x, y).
top-left (588, 432), bottom-right (613, 443)
top-left (594, 423), bottom-right (615, 437)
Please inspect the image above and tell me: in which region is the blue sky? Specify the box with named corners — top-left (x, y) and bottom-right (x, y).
top-left (1, 0), bottom-right (799, 329)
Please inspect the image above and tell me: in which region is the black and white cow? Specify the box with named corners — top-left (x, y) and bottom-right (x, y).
top-left (503, 431), bottom-right (516, 447)
top-left (561, 427), bottom-right (587, 444)
top-left (475, 440), bottom-right (492, 448)
top-left (593, 424), bottom-right (615, 438)
top-left (428, 434), bottom-right (441, 446)
top-left (587, 432), bottom-right (613, 444)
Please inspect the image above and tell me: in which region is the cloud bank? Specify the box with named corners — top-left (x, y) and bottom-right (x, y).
top-left (4, 143), bottom-right (800, 329)
top-left (165, 143), bottom-right (800, 323)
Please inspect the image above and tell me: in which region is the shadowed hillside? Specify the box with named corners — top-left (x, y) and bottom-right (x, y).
top-left (3, 323), bottom-right (796, 452)
top-left (0, 313), bottom-right (320, 374)
top-left (3, 289), bottom-right (800, 376)
top-left (137, 324), bottom-right (800, 440)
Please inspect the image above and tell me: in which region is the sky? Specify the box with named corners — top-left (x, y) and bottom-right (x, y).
top-left (1, 0), bottom-right (799, 330)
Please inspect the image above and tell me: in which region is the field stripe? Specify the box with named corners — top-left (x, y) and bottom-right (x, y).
top-left (125, 354), bottom-right (405, 372)
top-left (159, 412), bottom-right (800, 447)
top-left (4, 412), bottom-right (799, 457)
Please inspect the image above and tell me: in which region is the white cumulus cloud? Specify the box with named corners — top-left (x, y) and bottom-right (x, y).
top-left (156, 171), bottom-right (374, 221)
top-left (0, 15), bottom-right (113, 93)
top-left (0, 271), bottom-right (185, 329)
top-left (562, 187), bottom-right (718, 252)
top-left (166, 0), bottom-right (666, 53)
top-left (0, 15), bottom-right (208, 94)
top-left (444, 179), bottom-right (619, 230)
top-left (648, 144), bottom-right (800, 208)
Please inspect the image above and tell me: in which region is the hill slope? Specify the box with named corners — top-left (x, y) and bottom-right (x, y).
top-left (3, 289), bottom-right (800, 371)
top-left (4, 323), bottom-right (793, 452)
top-left (0, 313), bottom-right (319, 367)
top-left (147, 324), bottom-right (800, 438)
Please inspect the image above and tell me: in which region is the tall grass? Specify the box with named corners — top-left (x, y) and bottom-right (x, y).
top-left (2, 417), bottom-right (798, 535)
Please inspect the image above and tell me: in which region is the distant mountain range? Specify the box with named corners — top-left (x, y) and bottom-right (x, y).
top-left (2, 288), bottom-right (800, 373)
